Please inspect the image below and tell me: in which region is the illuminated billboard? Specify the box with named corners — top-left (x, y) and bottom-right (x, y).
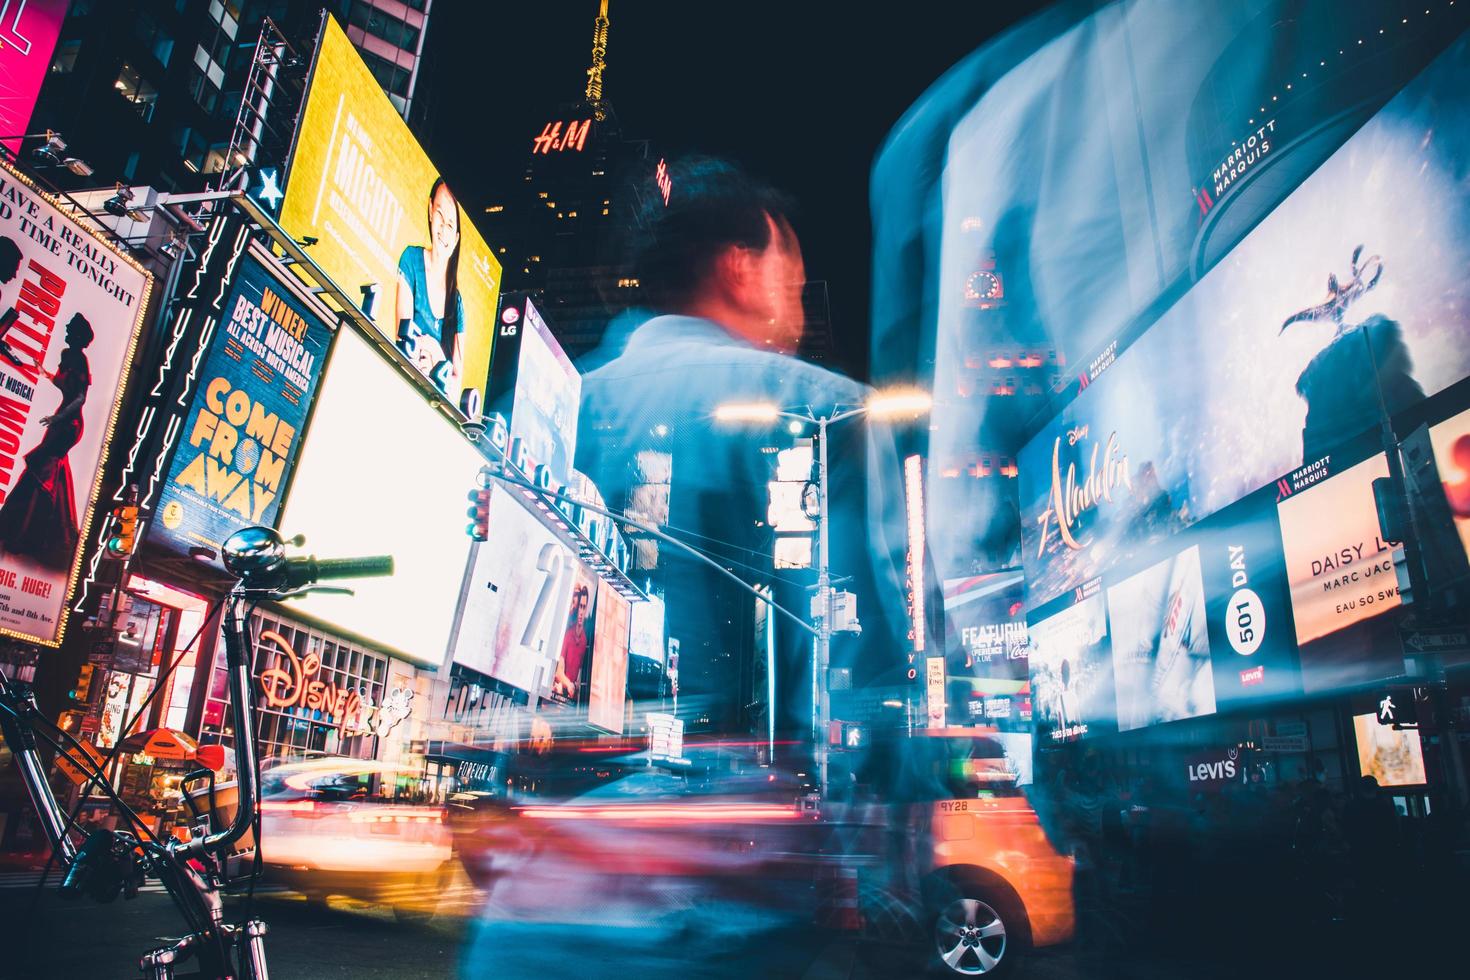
top-left (152, 247), bottom-right (332, 567)
top-left (552, 561), bottom-right (597, 701)
top-left (1027, 579), bottom-right (1112, 743)
top-left (942, 571), bottom-right (1029, 727)
top-left (588, 579), bottom-right (630, 733)
top-left (1018, 39), bottom-right (1470, 608)
top-left (451, 485), bottom-right (577, 697)
top-left (1428, 406), bottom-right (1470, 561)
top-left (276, 326), bottom-right (483, 665)
top-left (279, 16), bottom-right (502, 415)
top-left (628, 591), bottom-right (665, 665)
top-left (1107, 545), bottom-right (1216, 732)
top-left (0, 2), bottom-right (68, 156)
top-left (1277, 453), bottom-right (1403, 646)
top-left (1352, 713), bottom-right (1426, 788)
top-left (943, 571), bottom-right (1028, 681)
top-left (486, 295), bottom-right (579, 487)
top-left (1192, 486), bottom-right (1300, 707)
top-left (0, 160), bottom-right (151, 646)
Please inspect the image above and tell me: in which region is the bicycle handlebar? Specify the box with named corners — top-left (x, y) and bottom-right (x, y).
top-left (185, 530), bottom-right (395, 860)
top-left (280, 554), bottom-right (394, 590)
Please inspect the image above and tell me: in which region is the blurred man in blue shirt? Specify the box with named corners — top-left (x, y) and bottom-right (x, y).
top-left (464, 155), bottom-right (913, 980)
top-left (577, 156), bottom-right (906, 741)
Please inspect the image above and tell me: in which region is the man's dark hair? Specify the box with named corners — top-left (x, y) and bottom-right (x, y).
top-left (628, 155), bottom-right (795, 310)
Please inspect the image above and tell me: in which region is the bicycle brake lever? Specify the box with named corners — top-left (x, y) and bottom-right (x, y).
top-left (275, 585), bottom-right (355, 600)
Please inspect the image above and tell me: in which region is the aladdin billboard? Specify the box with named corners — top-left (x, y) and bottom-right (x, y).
top-left (152, 246), bottom-right (333, 567)
top-left (278, 16), bottom-right (501, 416)
top-left (0, 160), bottom-right (151, 646)
top-left (1020, 37), bottom-right (1470, 621)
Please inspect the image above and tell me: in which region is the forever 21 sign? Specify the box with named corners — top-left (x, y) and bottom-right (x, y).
top-left (1186, 747), bottom-right (1240, 791)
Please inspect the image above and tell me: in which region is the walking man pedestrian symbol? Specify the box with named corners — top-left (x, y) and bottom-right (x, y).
top-left (1378, 694), bottom-right (1396, 723)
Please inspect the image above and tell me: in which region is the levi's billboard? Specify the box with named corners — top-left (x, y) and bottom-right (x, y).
top-left (279, 16), bottom-right (501, 416)
top-left (1018, 39), bottom-right (1470, 610)
top-left (152, 246), bottom-right (333, 566)
top-left (1185, 748), bottom-right (1241, 791)
top-left (0, 160), bottom-right (151, 646)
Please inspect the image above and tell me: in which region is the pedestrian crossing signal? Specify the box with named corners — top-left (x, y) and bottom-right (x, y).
top-left (107, 505), bottom-right (140, 556)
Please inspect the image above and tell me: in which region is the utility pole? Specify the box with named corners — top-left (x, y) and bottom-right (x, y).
top-left (814, 416), bottom-right (832, 796)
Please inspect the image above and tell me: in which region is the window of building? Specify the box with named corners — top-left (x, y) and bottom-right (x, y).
top-left (187, 68), bottom-right (219, 114)
top-left (133, 10), bottom-right (175, 67)
top-left (49, 39), bottom-right (81, 74)
top-left (201, 141), bottom-right (231, 174)
top-left (114, 63), bottom-right (159, 122)
top-left (358, 48), bottom-right (412, 98)
top-left (208, 0), bottom-right (240, 40)
top-left (347, 1), bottom-right (421, 51)
top-left (194, 42), bottom-right (226, 87)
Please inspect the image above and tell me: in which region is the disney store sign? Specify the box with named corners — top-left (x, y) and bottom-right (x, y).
top-left (257, 629), bottom-right (413, 737)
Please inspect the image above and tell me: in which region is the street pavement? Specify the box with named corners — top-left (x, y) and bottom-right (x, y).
top-left (0, 863), bottom-right (1408, 979)
top-left (0, 870), bottom-right (1239, 980)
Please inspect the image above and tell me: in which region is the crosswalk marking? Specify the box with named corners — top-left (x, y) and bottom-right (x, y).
top-left (0, 871), bottom-right (294, 898)
top-left (0, 868), bottom-right (485, 919)
top-left (0, 871), bottom-right (171, 894)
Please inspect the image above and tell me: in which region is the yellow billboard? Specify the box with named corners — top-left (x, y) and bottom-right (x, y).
top-left (280, 17), bottom-right (501, 415)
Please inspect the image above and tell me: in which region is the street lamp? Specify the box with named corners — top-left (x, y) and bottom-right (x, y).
top-left (716, 386), bottom-right (932, 795)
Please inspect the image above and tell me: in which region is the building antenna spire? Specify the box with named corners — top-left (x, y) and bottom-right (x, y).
top-left (585, 0), bottom-right (610, 120)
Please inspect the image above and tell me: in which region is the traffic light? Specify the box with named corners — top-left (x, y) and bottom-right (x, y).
top-left (58, 710), bottom-right (85, 733)
top-left (68, 664), bottom-right (96, 704)
top-left (466, 466), bottom-right (494, 541)
top-left (466, 488), bottom-right (492, 541)
top-left (106, 504), bottom-right (140, 556)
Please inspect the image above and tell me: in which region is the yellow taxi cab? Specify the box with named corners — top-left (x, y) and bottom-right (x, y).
top-left (865, 727), bottom-right (1076, 977)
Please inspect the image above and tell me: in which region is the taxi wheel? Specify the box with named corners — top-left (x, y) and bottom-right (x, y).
top-left (923, 875), bottom-right (1027, 978)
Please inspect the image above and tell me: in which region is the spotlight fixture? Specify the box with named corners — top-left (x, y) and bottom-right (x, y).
top-left (27, 131), bottom-right (95, 176)
top-left (160, 234), bottom-right (185, 259)
top-left (31, 131), bottom-right (67, 166)
top-left (298, 235), bottom-right (318, 247)
top-left (103, 184), bottom-right (135, 218)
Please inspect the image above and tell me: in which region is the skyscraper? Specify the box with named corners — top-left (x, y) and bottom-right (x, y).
top-left (477, 0), bottom-right (664, 360)
top-left (25, 1), bottom-right (434, 195)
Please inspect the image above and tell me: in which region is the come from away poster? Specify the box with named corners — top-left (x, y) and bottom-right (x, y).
top-left (153, 251), bottom-right (332, 565)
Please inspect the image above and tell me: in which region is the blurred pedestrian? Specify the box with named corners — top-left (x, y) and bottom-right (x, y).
top-left (577, 155), bottom-right (907, 739)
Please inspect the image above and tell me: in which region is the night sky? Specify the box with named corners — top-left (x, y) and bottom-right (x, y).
top-left (417, 1), bottom-right (1051, 381)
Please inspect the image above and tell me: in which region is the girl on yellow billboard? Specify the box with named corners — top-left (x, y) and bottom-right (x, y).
top-left (395, 177), bottom-right (465, 401)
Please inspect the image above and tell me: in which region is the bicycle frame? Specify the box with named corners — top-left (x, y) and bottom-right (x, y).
top-left (1, 524), bottom-right (392, 979)
top-left (0, 585), bottom-right (270, 980)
